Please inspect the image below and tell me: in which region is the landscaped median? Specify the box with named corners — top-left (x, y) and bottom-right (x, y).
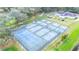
top-left (2, 39), bottom-right (23, 51)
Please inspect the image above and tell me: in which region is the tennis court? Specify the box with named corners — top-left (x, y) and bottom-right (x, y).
top-left (11, 19), bottom-right (68, 51)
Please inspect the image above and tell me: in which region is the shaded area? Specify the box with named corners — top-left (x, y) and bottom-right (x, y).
top-left (72, 44), bottom-right (79, 51)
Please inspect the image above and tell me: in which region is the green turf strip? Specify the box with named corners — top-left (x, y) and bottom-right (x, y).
top-left (55, 23), bottom-right (79, 51)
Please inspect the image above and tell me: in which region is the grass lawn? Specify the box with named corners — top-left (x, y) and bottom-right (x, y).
top-left (54, 22), bottom-right (79, 51)
top-left (35, 15), bottom-right (48, 20)
top-left (5, 18), bottom-right (17, 27)
top-left (3, 45), bottom-right (19, 51)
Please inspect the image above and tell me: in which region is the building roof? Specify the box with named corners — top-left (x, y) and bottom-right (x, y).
top-left (55, 12), bottom-right (79, 18)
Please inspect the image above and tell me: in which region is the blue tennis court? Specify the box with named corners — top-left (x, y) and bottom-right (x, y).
top-left (11, 19), bottom-right (68, 51)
